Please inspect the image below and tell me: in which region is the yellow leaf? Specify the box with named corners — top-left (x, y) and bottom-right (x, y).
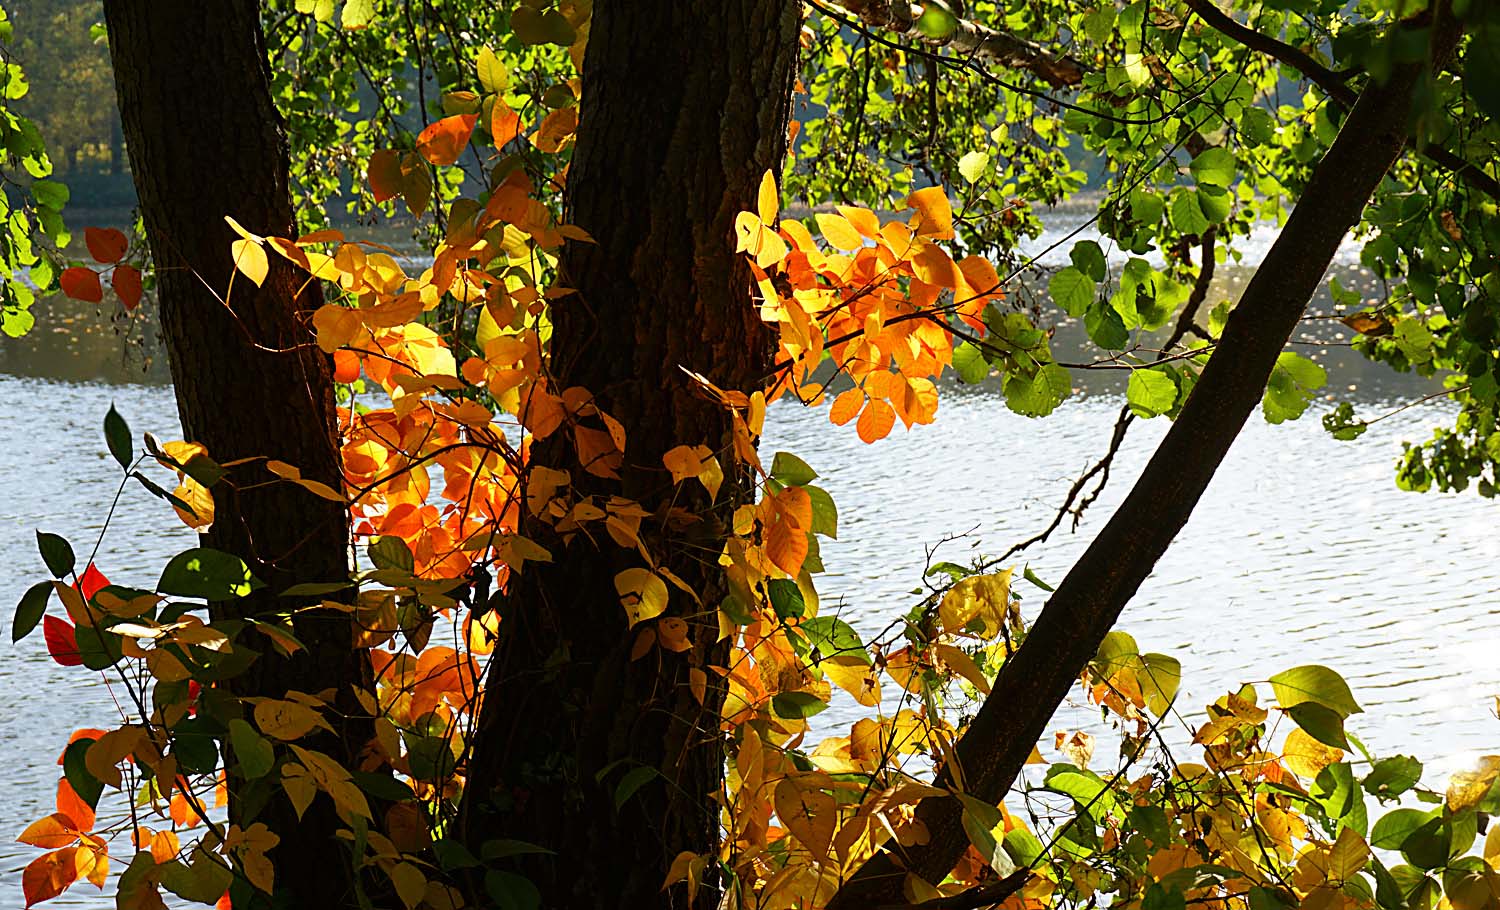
top-left (311, 304), bottom-right (364, 353)
top-left (253, 699), bottom-right (331, 741)
top-left (389, 862), bottom-right (427, 910)
top-left (231, 237), bottom-right (269, 287)
top-left (223, 215), bottom-right (262, 242)
top-left (937, 570), bottom-right (1012, 639)
top-left (822, 656), bottom-right (881, 706)
top-left (815, 212), bottom-right (864, 251)
top-left (1448, 756), bottom-right (1500, 813)
top-left (615, 568), bottom-right (669, 628)
top-left (934, 643), bottom-right (991, 694)
top-left (280, 763), bottom-right (317, 819)
top-left (757, 170), bottom-right (779, 224)
top-left (1283, 728), bottom-right (1343, 779)
top-left (774, 777), bottom-right (837, 861)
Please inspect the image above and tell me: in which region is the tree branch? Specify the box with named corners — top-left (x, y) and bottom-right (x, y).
top-left (1183, 0), bottom-right (1500, 200)
top-left (834, 0), bottom-right (1086, 87)
top-left (826, 8), bottom-right (1465, 907)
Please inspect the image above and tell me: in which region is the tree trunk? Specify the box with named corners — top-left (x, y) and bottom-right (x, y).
top-left (829, 8), bottom-right (1465, 907)
top-left (462, 2), bottom-right (799, 908)
top-left (103, 3), bottom-right (368, 906)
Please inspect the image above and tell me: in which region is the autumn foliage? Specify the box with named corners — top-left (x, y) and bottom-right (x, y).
top-left (20, 3), bottom-right (1500, 910)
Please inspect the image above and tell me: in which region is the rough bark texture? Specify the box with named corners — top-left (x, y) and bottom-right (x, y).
top-left (462, 2), bottom-right (799, 908)
top-left (104, 3), bottom-right (367, 905)
top-left (829, 10), bottom-right (1464, 908)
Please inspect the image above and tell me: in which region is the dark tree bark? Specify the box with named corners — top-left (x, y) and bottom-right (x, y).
top-left (829, 9), bottom-right (1465, 908)
top-left (462, 2), bottom-right (800, 908)
top-left (103, 3), bottom-right (369, 905)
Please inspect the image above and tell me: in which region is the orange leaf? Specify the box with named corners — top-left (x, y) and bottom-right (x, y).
top-left (829, 389), bottom-right (864, 426)
top-left (111, 264), bottom-right (143, 311)
top-left (906, 186), bottom-right (955, 240)
top-left (84, 227), bottom-right (128, 264)
top-left (55, 779), bottom-right (95, 833)
top-left (415, 114), bottom-right (477, 166)
top-left (856, 398), bottom-right (896, 443)
top-left (23, 847), bottom-right (79, 907)
top-left (491, 99), bottom-right (524, 147)
top-left (59, 267), bottom-right (103, 303)
top-left (18, 814), bottom-right (82, 849)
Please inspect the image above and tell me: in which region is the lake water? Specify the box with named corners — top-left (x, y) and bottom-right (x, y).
top-left (2, 233), bottom-right (1498, 906)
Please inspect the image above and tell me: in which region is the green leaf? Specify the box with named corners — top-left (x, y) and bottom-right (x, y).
top-left (1049, 266), bottom-right (1095, 317)
top-left (1085, 301), bottom-right (1128, 350)
top-left (485, 870), bottom-right (541, 910)
top-left (340, 0), bottom-right (375, 29)
top-left (1126, 369), bottom-right (1178, 418)
top-left (1139, 652), bottom-right (1182, 716)
top-left (613, 766), bottom-right (658, 811)
top-left (1022, 565), bottom-right (1054, 592)
top-left (180, 454), bottom-right (226, 489)
top-left (915, 3), bottom-right (959, 38)
top-left (1287, 702), bottom-right (1350, 749)
top-left (1169, 188), bottom-right (1210, 236)
top-left (104, 404), bottom-right (132, 470)
top-left (771, 691), bottom-right (828, 719)
top-left (1070, 240), bottom-right (1108, 282)
top-left (481, 839), bottom-right (555, 861)
top-left (802, 615), bottom-right (869, 665)
top-left (957, 793), bottom-right (1015, 876)
top-left (952, 341), bottom-right (990, 383)
top-left (30, 179), bottom-right (68, 210)
top-left (1004, 363), bottom-right (1071, 417)
top-left (1270, 664), bottom-right (1361, 717)
top-left (351, 769), bottom-right (416, 803)
top-left (158, 547), bottom-right (264, 600)
top-left (1197, 184), bottom-right (1232, 223)
top-left (229, 718), bottom-right (275, 779)
top-left (1190, 147), bottom-right (1237, 188)
top-left (368, 536), bottom-right (415, 574)
top-left (1364, 756), bottom-right (1423, 801)
top-left (1003, 827), bottom-right (1046, 867)
top-left (36, 531), bottom-right (75, 578)
top-left (805, 485), bottom-right (838, 539)
top-left (1313, 761), bottom-right (1368, 835)
top-left (767, 578), bottom-right (806, 620)
top-left (511, 7), bottom-right (576, 45)
top-left (957, 150), bottom-right (990, 184)
top-left (13, 581), bottom-right (50, 641)
top-left (63, 738), bottom-right (103, 809)
top-left (770, 451), bottom-right (817, 486)
top-left (1464, 25), bottom-right (1500, 121)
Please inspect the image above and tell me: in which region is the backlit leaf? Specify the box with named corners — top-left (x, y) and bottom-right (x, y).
top-left (416, 114), bottom-right (477, 166)
top-left (59, 267), bottom-right (102, 303)
top-left (111, 264), bottom-right (143, 311)
top-left (615, 568), bottom-right (668, 628)
top-left (158, 548), bottom-right (262, 600)
top-left (83, 227), bottom-right (127, 264)
top-left (1270, 665), bottom-right (1362, 718)
top-left (231, 238), bottom-right (269, 287)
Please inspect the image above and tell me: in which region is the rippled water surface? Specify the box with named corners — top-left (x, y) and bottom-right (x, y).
top-left (2, 249), bottom-right (1498, 905)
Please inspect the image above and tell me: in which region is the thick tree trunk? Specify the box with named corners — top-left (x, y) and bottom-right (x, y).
top-left (103, 3), bottom-right (368, 906)
top-left (462, 2), bottom-right (799, 908)
top-left (829, 9), bottom-right (1464, 908)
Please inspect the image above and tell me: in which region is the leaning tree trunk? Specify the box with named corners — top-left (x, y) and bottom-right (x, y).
top-left (104, 2), bottom-right (369, 905)
top-left (462, 2), bottom-right (800, 908)
top-left (828, 7), bottom-right (1465, 907)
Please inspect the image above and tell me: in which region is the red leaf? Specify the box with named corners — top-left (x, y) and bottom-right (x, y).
top-left (59, 268), bottom-right (103, 303)
top-left (84, 227), bottom-right (128, 264)
top-left (111, 264), bottom-right (143, 311)
top-left (43, 616), bottom-right (82, 667)
top-left (75, 563), bottom-right (110, 602)
top-left (415, 114), bottom-right (477, 166)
